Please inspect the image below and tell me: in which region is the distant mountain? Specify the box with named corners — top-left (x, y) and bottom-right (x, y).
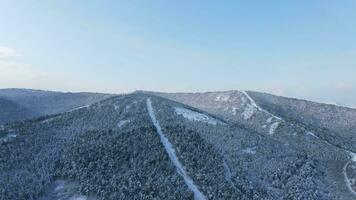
top-left (0, 88), bottom-right (114, 124)
top-left (0, 90), bottom-right (355, 199)
top-left (0, 96), bottom-right (35, 124)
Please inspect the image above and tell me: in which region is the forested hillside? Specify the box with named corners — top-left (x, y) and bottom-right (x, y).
top-left (0, 89), bottom-right (113, 124)
top-left (0, 91), bottom-right (355, 199)
top-left (150, 90), bottom-right (356, 199)
top-left (0, 97), bottom-right (35, 124)
top-left (247, 91), bottom-right (356, 152)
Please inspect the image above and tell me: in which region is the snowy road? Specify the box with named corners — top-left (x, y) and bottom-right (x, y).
top-left (146, 98), bottom-right (206, 200)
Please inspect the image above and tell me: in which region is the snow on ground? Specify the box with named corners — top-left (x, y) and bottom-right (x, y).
top-left (117, 120), bottom-right (130, 128)
top-left (0, 133), bottom-right (17, 144)
top-left (240, 91), bottom-right (284, 136)
top-left (269, 122), bottom-right (280, 135)
top-left (343, 161), bottom-right (356, 197)
top-left (147, 98), bottom-right (206, 200)
top-left (70, 195), bottom-right (87, 200)
top-left (347, 151), bottom-right (356, 162)
top-left (223, 160), bottom-right (233, 182)
top-left (123, 101), bottom-right (138, 112)
top-left (223, 160), bottom-right (237, 190)
top-left (230, 107), bottom-right (238, 115)
top-left (215, 94), bottom-right (230, 102)
top-left (242, 104), bottom-right (255, 120)
top-left (50, 180), bottom-right (91, 200)
top-left (54, 180), bottom-right (65, 191)
top-left (113, 105), bottom-right (120, 110)
top-left (307, 133), bottom-right (356, 196)
top-left (68, 105), bottom-right (90, 112)
top-left (342, 151), bottom-right (356, 196)
top-left (306, 131), bottom-right (320, 139)
top-left (309, 133), bottom-right (335, 147)
top-left (41, 116), bottom-right (60, 124)
top-left (242, 147), bottom-right (257, 154)
top-left (241, 91), bottom-right (260, 109)
top-left (174, 107), bottom-right (224, 125)
top-left (124, 104), bottom-right (131, 112)
top-left (41, 118), bottom-right (54, 124)
top-left (241, 91), bottom-right (282, 121)
top-left (302, 128), bottom-right (356, 196)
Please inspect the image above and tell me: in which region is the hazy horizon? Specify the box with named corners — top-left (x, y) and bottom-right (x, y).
top-left (1, 1), bottom-right (355, 107)
top-left (1, 87), bottom-right (355, 109)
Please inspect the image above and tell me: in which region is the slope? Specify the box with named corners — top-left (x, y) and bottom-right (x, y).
top-left (150, 90), bottom-right (356, 199)
top-left (247, 91), bottom-right (356, 152)
top-left (1, 91), bottom-right (355, 199)
top-left (0, 93), bottom-right (193, 200)
top-left (0, 97), bottom-right (35, 124)
top-left (0, 88), bottom-right (113, 124)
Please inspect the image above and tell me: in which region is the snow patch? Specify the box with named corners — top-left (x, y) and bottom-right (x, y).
top-left (41, 118), bottom-right (54, 123)
top-left (47, 180), bottom-right (91, 200)
top-left (230, 107), bottom-right (238, 115)
top-left (241, 91), bottom-right (282, 121)
top-left (113, 105), bottom-right (120, 110)
top-left (68, 105), bottom-right (90, 112)
top-left (70, 195), bottom-right (87, 200)
top-left (269, 122), bottom-right (280, 135)
top-left (0, 133), bottom-right (17, 144)
top-left (147, 98), bottom-right (206, 200)
top-left (223, 160), bottom-right (233, 182)
top-left (223, 160), bottom-right (237, 190)
top-left (241, 91), bottom-right (260, 108)
top-left (41, 116), bottom-right (59, 124)
top-left (343, 161), bottom-right (356, 197)
top-left (306, 131), bottom-right (320, 139)
top-left (55, 181), bottom-right (65, 191)
top-left (242, 104), bottom-right (255, 120)
top-left (242, 147), bottom-right (257, 154)
top-left (347, 151), bottom-right (356, 162)
top-left (174, 107), bottom-right (224, 125)
top-left (117, 120), bottom-right (130, 128)
top-left (215, 94), bottom-right (230, 102)
top-left (124, 104), bottom-right (131, 112)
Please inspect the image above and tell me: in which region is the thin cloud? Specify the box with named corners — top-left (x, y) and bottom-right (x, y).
top-left (0, 46), bottom-right (19, 58)
top-left (0, 61), bottom-right (48, 79)
top-left (0, 46), bottom-right (48, 87)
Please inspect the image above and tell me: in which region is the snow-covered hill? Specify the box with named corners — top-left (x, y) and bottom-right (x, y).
top-left (0, 90), bottom-right (355, 199)
top-left (150, 90), bottom-right (356, 199)
top-left (0, 88), bottom-right (113, 124)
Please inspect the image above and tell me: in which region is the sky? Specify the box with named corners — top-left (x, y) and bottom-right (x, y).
top-left (0, 0), bottom-right (355, 107)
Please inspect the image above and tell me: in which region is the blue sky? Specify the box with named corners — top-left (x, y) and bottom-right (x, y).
top-left (0, 1), bottom-right (355, 106)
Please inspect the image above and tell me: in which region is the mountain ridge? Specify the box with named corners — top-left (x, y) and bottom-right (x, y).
top-left (0, 89), bottom-right (355, 199)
